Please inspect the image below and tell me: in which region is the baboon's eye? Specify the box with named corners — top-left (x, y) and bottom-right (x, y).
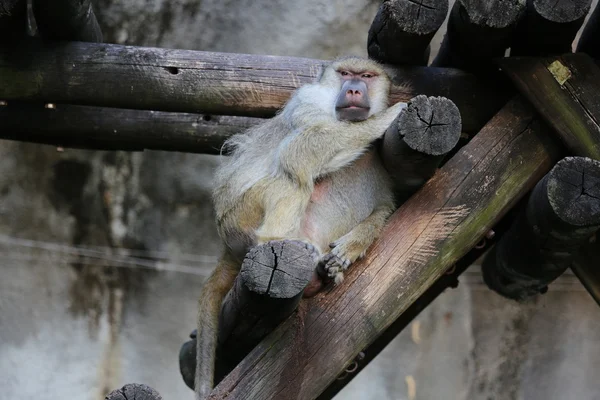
top-left (362, 73), bottom-right (373, 78)
top-left (340, 71), bottom-right (350, 76)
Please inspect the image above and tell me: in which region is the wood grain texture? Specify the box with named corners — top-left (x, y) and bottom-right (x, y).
top-left (105, 384), bottom-right (162, 400)
top-left (0, 103), bottom-right (259, 154)
top-left (0, 39), bottom-right (508, 133)
top-left (206, 97), bottom-right (561, 400)
top-left (500, 53), bottom-right (600, 160)
top-left (381, 95), bottom-right (462, 204)
top-left (367, 0), bottom-right (448, 65)
top-left (483, 157), bottom-right (600, 300)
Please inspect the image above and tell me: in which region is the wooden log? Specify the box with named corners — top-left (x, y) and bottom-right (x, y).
top-left (179, 240), bottom-right (316, 390)
top-left (482, 157), bottom-right (600, 300)
top-left (577, 3), bottom-right (600, 59)
top-left (0, 39), bottom-right (510, 134)
top-left (500, 53), bottom-right (600, 160)
top-left (0, 0), bottom-right (27, 37)
top-left (367, 0), bottom-right (448, 65)
top-left (105, 384), bottom-right (162, 400)
top-left (0, 103), bottom-right (259, 154)
top-left (381, 95), bottom-right (462, 204)
top-left (511, 0), bottom-right (592, 57)
top-left (432, 0), bottom-right (526, 74)
top-left (31, 0), bottom-right (102, 42)
top-left (571, 233), bottom-right (600, 306)
top-left (206, 97), bottom-right (561, 400)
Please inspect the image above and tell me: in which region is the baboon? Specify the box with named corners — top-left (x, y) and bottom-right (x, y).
top-left (195, 56), bottom-right (405, 399)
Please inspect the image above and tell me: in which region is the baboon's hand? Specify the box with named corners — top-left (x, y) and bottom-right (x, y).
top-left (320, 236), bottom-right (367, 284)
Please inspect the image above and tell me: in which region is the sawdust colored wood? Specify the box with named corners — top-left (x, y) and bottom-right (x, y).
top-left (500, 53), bottom-right (600, 160)
top-left (483, 156), bottom-right (600, 299)
top-left (368, 0), bottom-right (448, 65)
top-left (0, 103), bottom-right (259, 154)
top-left (381, 95), bottom-right (461, 204)
top-left (206, 97), bottom-right (561, 400)
top-left (0, 39), bottom-right (507, 133)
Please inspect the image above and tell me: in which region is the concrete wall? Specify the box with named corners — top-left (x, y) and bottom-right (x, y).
top-left (1, 1), bottom-right (599, 399)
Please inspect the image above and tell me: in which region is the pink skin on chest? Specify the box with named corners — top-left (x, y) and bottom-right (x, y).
top-left (299, 177), bottom-right (331, 251)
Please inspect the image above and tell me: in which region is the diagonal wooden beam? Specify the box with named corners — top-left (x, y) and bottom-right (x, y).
top-left (207, 97), bottom-right (561, 400)
top-left (499, 53), bottom-right (600, 160)
top-left (0, 39), bottom-right (509, 133)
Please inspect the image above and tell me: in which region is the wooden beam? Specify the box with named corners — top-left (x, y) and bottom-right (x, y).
top-left (0, 39), bottom-right (509, 133)
top-left (571, 234), bottom-right (600, 307)
top-left (31, 0), bottom-right (103, 42)
top-left (482, 156), bottom-right (600, 300)
top-left (207, 97), bottom-right (561, 400)
top-left (381, 95), bottom-right (461, 204)
top-left (511, 0), bottom-right (592, 57)
top-left (432, 0), bottom-right (525, 74)
top-left (367, 0), bottom-right (449, 65)
top-left (500, 53), bottom-right (600, 160)
top-left (0, 103), bottom-right (259, 154)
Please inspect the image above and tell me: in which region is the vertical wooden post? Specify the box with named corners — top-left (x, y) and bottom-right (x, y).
top-left (32, 0), bottom-right (102, 42)
top-left (511, 0), bottom-right (593, 56)
top-left (482, 157), bottom-right (600, 300)
top-left (367, 0), bottom-right (449, 65)
top-left (381, 95), bottom-right (461, 204)
top-left (432, 0), bottom-right (525, 74)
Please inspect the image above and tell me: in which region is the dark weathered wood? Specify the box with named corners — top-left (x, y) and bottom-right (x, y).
top-left (577, 3), bottom-right (600, 59)
top-left (500, 53), bottom-right (600, 160)
top-left (571, 234), bottom-right (600, 306)
top-left (381, 95), bottom-right (461, 203)
top-left (0, 0), bottom-right (27, 37)
top-left (0, 39), bottom-right (509, 134)
top-left (511, 0), bottom-right (592, 56)
top-left (105, 384), bottom-right (162, 400)
top-left (0, 103), bottom-right (259, 154)
top-left (206, 97), bottom-right (561, 400)
top-left (367, 0), bottom-right (448, 65)
top-left (32, 0), bottom-right (102, 42)
top-left (179, 240), bottom-right (316, 390)
top-left (432, 0), bottom-right (526, 74)
top-left (483, 157), bottom-right (600, 299)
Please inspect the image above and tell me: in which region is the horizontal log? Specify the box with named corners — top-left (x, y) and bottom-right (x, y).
top-left (207, 97), bottom-right (561, 400)
top-left (0, 39), bottom-right (509, 133)
top-left (382, 95), bottom-right (461, 203)
top-left (32, 0), bottom-right (103, 42)
top-left (367, 0), bottom-right (449, 65)
top-left (482, 156), bottom-right (600, 299)
top-left (500, 53), bottom-right (600, 160)
top-left (0, 103), bottom-right (259, 154)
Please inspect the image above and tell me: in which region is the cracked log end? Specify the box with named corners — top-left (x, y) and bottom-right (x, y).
top-left (241, 240), bottom-right (317, 298)
top-left (105, 383), bottom-right (162, 400)
top-left (547, 156), bottom-right (600, 227)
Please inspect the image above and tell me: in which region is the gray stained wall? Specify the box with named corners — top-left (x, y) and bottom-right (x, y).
top-left (1, 1), bottom-right (599, 400)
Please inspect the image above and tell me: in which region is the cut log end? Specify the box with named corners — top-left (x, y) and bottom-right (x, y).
top-left (240, 240), bottom-right (317, 298)
top-left (105, 384), bottom-right (163, 400)
top-left (547, 156), bottom-right (600, 226)
top-left (533, 0), bottom-right (592, 23)
top-left (460, 0), bottom-right (526, 29)
top-left (397, 95), bottom-right (462, 156)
